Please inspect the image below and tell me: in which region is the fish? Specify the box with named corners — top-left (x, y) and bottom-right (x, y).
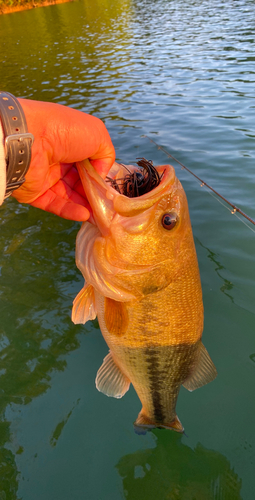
top-left (72, 158), bottom-right (217, 433)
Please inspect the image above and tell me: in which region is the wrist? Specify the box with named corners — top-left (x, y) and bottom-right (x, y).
top-left (0, 119), bottom-right (6, 205)
top-left (0, 92), bottom-right (34, 201)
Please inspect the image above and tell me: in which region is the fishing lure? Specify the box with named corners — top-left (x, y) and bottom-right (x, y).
top-left (106, 158), bottom-right (163, 198)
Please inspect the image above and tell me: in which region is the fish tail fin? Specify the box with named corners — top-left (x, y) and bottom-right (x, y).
top-left (133, 411), bottom-right (184, 434)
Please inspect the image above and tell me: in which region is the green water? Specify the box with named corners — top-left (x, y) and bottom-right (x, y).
top-left (0, 0), bottom-right (255, 498)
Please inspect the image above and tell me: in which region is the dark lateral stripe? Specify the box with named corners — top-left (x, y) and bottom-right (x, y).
top-left (145, 347), bottom-right (165, 423)
top-left (144, 342), bottom-right (199, 424)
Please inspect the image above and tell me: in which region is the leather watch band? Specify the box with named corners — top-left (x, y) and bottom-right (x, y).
top-left (0, 91), bottom-right (34, 198)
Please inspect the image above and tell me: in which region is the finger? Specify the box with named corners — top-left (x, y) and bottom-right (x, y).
top-left (59, 164), bottom-right (86, 199)
top-left (50, 176), bottom-right (91, 210)
top-left (19, 100), bottom-right (115, 169)
top-left (90, 156), bottom-right (114, 178)
top-left (30, 190), bottom-right (90, 221)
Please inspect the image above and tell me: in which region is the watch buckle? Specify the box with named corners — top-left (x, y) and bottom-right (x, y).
top-left (5, 132), bottom-right (34, 152)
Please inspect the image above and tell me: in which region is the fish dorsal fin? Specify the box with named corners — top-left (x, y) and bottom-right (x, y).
top-left (96, 351), bottom-right (130, 399)
top-left (183, 342), bottom-right (217, 392)
top-left (72, 283), bottom-right (96, 324)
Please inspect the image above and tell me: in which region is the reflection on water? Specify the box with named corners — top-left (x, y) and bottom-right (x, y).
top-left (117, 432), bottom-right (242, 500)
top-left (50, 398), bottom-right (80, 447)
top-left (197, 238), bottom-right (234, 303)
top-left (0, 202), bottom-right (84, 499)
top-left (0, 0), bottom-right (133, 112)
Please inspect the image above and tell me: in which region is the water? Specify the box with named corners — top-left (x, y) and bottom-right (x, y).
top-left (0, 0), bottom-right (255, 498)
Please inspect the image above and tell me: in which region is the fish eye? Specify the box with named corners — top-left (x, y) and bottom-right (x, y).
top-left (161, 212), bottom-right (178, 230)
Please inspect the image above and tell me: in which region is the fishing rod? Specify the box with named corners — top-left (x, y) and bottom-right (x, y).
top-left (145, 135), bottom-right (255, 228)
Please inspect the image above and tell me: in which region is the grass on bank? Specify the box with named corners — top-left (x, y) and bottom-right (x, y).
top-left (0, 0), bottom-right (42, 5)
top-left (0, 0), bottom-right (43, 7)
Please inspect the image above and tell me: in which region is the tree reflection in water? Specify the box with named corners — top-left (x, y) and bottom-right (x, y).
top-left (0, 202), bottom-right (83, 499)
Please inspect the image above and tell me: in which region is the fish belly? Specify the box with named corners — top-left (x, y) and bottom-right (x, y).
top-left (95, 291), bottom-right (200, 429)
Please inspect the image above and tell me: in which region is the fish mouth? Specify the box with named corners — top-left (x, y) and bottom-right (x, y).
top-left (76, 159), bottom-right (176, 235)
top-left (106, 158), bottom-right (164, 198)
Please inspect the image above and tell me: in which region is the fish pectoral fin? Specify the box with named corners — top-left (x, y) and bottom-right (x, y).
top-left (71, 283), bottom-right (96, 324)
top-left (104, 297), bottom-right (129, 336)
top-left (182, 342), bottom-right (217, 392)
top-left (95, 351), bottom-right (130, 399)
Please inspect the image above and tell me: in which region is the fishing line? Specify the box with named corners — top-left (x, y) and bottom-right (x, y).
top-left (202, 187), bottom-right (255, 235)
top-left (145, 136), bottom-right (255, 232)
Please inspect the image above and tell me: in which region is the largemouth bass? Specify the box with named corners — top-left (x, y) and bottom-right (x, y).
top-left (72, 159), bottom-right (217, 433)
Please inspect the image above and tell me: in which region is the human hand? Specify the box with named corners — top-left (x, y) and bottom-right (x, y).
top-left (12, 99), bottom-right (115, 220)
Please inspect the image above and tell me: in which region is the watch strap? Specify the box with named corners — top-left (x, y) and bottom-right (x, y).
top-left (0, 91), bottom-right (34, 198)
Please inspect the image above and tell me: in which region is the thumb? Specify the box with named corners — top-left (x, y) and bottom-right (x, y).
top-left (89, 133), bottom-right (115, 178)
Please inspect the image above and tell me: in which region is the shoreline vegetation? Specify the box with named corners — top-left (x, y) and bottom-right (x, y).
top-left (0, 0), bottom-right (73, 15)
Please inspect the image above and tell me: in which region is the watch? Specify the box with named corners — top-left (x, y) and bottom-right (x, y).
top-left (0, 91), bottom-right (34, 199)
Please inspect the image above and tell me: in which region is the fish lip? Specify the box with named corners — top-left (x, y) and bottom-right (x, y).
top-left (76, 160), bottom-right (176, 230)
top-left (77, 159), bottom-right (119, 235)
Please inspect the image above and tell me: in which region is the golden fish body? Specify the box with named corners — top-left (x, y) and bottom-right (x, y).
top-left (72, 160), bottom-right (217, 432)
